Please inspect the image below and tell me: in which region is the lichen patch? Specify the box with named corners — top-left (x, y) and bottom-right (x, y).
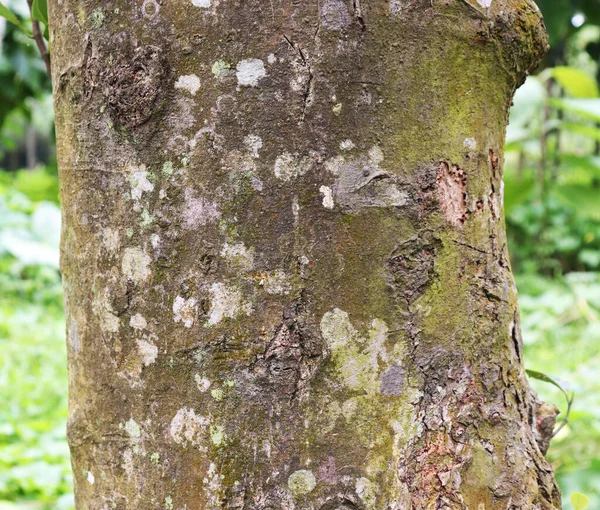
top-left (207, 283), bottom-right (252, 325)
top-left (175, 74), bottom-right (201, 95)
top-left (170, 408), bottom-right (209, 449)
top-left (260, 270), bottom-right (292, 295)
top-left (183, 190), bottom-right (220, 228)
top-left (221, 242), bottom-right (254, 271)
top-left (122, 247), bottom-right (151, 283)
top-left (173, 296), bottom-right (198, 328)
top-left (123, 418), bottom-right (142, 439)
top-left (130, 313), bottom-right (147, 330)
top-left (129, 166), bottom-right (154, 201)
top-left (320, 309), bottom-right (391, 393)
top-left (236, 59), bottom-right (266, 87)
top-left (319, 185), bottom-right (334, 209)
top-left (274, 153), bottom-right (312, 181)
top-left (288, 469), bottom-right (316, 495)
top-left (137, 339), bottom-right (158, 366)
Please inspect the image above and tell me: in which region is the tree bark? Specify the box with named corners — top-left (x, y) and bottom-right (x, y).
top-left (50, 0), bottom-right (560, 508)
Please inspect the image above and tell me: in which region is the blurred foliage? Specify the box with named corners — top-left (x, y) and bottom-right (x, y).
top-left (0, 173), bottom-right (72, 510)
top-left (1, 0), bottom-right (600, 509)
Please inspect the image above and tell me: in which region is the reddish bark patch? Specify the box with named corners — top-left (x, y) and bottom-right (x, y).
top-left (436, 162), bottom-right (467, 226)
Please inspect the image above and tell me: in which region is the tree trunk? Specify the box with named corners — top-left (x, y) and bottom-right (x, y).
top-left (50, 0), bottom-right (560, 508)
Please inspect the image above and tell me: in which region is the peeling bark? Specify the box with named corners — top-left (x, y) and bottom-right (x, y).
top-left (49, 0), bottom-right (560, 508)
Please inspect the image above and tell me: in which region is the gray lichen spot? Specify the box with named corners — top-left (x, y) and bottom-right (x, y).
top-left (137, 339), bottom-right (158, 366)
top-left (124, 418), bottom-right (142, 439)
top-left (212, 60), bottom-right (232, 79)
top-left (260, 270), bottom-right (292, 295)
top-left (130, 313), bottom-right (147, 331)
top-left (321, 310), bottom-right (391, 393)
top-left (274, 153), bottom-right (312, 181)
top-left (380, 363), bottom-right (404, 396)
top-left (89, 8), bottom-right (105, 29)
top-left (244, 134), bottom-right (263, 158)
top-left (210, 424), bottom-right (226, 446)
top-left (175, 75), bottom-right (201, 96)
top-left (142, 0), bottom-right (160, 18)
top-left (207, 283), bottom-right (252, 326)
top-left (355, 477), bottom-right (379, 508)
top-left (122, 247), bottom-right (151, 283)
top-left (236, 59), bottom-right (267, 87)
top-left (169, 408), bottom-right (209, 450)
top-left (288, 470), bottom-right (317, 496)
top-left (192, 0), bottom-right (211, 7)
top-left (221, 242), bottom-right (254, 271)
top-left (129, 166), bottom-right (154, 201)
top-left (463, 137), bottom-right (477, 149)
top-left (320, 0), bottom-right (350, 30)
top-left (183, 190), bottom-right (220, 228)
top-left (173, 296), bottom-right (198, 328)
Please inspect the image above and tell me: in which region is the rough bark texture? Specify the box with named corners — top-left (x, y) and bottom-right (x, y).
top-left (50, 0), bottom-right (561, 508)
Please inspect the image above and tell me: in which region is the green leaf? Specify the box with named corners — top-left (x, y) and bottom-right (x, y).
top-left (560, 121), bottom-right (600, 142)
top-left (554, 184), bottom-right (600, 221)
top-left (0, 3), bottom-right (31, 35)
top-left (31, 0), bottom-right (48, 25)
top-left (526, 369), bottom-right (571, 395)
top-left (551, 67), bottom-right (599, 98)
top-left (549, 98), bottom-right (600, 122)
top-left (570, 492), bottom-right (590, 510)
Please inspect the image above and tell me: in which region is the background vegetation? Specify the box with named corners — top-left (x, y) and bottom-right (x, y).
top-left (0, 1), bottom-right (599, 508)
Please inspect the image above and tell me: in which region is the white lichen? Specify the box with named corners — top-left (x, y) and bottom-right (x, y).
top-left (122, 247), bottom-right (151, 283)
top-left (207, 283), bottom-right (252, 326)
top-left (137, 339), bottom-right (158, 366)
top-left (477, 0), bottom-right (492, 7)
top-left (102, 228), bottom-right (120, 251)
top-left (124, 418), bottom-right (141, 439)
top-left (129, 166), bottom-right (154, 201)
top-left (87, 471), bottom-right (95, 485)
top-left (244, 134), bottom-right (263, 158)
top-left (194, 374), bottom-right (211, 392)
top-left (288, 470), bottom-right (317, 495)
top-left (463, 137), bottom-right (477, 149)
top-left (260, 270), bottom-right (292, 295)
top-left (319, 185), bottom-right (334, 209)
top-left (221, 242), bottom-right (254, 270)
top-left (173, 296), bottom-right (198, 328)
top-left (236, 59), bottom-right (266, 87)
top-left (130, 313), bottom-right (147, 331)
top-left (183, 190), bottom-right (220, 228)
top-left (210, 424), bottom-right (226, 446)
top-left (340, 139), bottom-right (355, 151)
top-left (192, 0), bottom-right (211, 6)
top-left (320, 309), bottom-right (391, 393)
top-left (274, 153), bottom-right (312, 181)
top-left (170, 408), bottom-right (209, 449)
top-left (356, 477), bottom-right (379, 507)
top-left (175, 74), bottom-right (201, 95)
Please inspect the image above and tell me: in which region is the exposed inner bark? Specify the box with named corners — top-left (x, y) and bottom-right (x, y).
top-left (50, 0), bottom-right (560, 508)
